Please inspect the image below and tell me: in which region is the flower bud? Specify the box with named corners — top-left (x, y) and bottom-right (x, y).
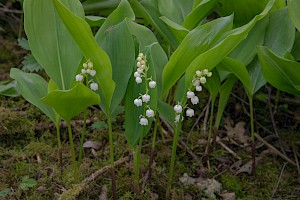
top-left (90, 82), bottom-right (98, 91)
top-left (83, 63), bottom-right (88, 68)
top-left (138, 53), bottom-right (144, 58)
top-left (200, 77), bottom-right (206, 84)
top-left (149, 81), bottom-right (156, 88)
top-left (203, 69), bottom-right (208, 75)
top-left (137, 62), bottom-right (141, 68)
top-left (137, 68), bottom-right (144, 73)
top-left (207, 72), bottom-right (212, 77)
top-left (81, 69), bottom-right (87, 74)
top-left (87, 69), bottom-right (91, 74)
top-left (196, 70), bottom-right (202, 76)
top-left (88, 62), bottom-right (93, 68)
top-left (89, 70), bottom-right (96, 77)
top-left (193, 79), bottom-right (200, 87)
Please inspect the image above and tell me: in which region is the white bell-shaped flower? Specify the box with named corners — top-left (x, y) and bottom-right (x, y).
top-left (191, 96), bottom-right (199, 105)
top-left (200, 77), bottom-right (206, 84)
top-left (139, 117), bottom-right (148, 126)
top-left (81, 69), bottom-right (87, 74)
top-left (186, 108), bottom-right (195, 117)
top-left (134, 71), bottom-right (140, 78)
top-left (89, 70), bottom-right (96, 77)
top-left (142, 94), bottom-right (150, 103)
top-left (90, 82), bottom-right (98, 91)
top-left (207, 72), bottom-right (212, 77)
top-left (75, 74), bottom-right (83, 82)
top-left (88, 61), bottom-right (93, 68)
top-left (134, 98), bottom-right (143, 107)
top-left (193, 79), bottom-right (200, 87)
top-left (196, 85), bottom-right (202, 92)
top-left (135, 77), bottom-right (142, 84)
top-left (149, 81), bottom-right (156, 88)
top-left (146, 109), bottom-right (155, 118)
top-left (187, 91), bottom-right (195, 99)
top-left (174, 104), bottom-right (182, 113)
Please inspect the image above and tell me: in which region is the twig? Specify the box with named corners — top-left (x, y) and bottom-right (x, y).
top-left (255, 133), bottom-right (296, 166)
top-left (59, 156), bottom-right (131, 200)
top-left (270, 162), bottom-right (287, 200)
top-left (293, 146), bottom-right (300, 176)
top-left (216, 136), bottom-right (241, 160)
top-left (0, 7), bottom-right (23, 14)
top-left (186, 98), bottom-right (211, 144)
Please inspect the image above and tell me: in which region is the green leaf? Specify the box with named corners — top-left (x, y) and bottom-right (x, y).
top-left (19, 176), bottom-right (37, 190)
top-left (0, 80), bottom-right (20, 97)
top-left (85, 16), bottom-right (106, 27)
top-left (264, 7), bottom-right (295, 57)
top-left (182, 0), bottom-right (218, 30)
top-left (160, 16), bottom-right (189, 44)
top-left (52, 0), bottom-right (115, 110)
top-left (22, 54), bottom-right (43, 73)
top-left (215, 0), bottom-right (285, 26)
top-left (205, 69), bottom-right (221, 100)
top-left (24, 0), bottom-right (83, 90)
top-left (41, 83), bottom-right (100, 121)
top-left (288, 0), bottom-right (300, 31)
top-left (10, 68), bottom-right (57, 122)
top-left (17, 38), bottom-right (30, 50)
top-left (291, 31), bottom-right (300, 61)
top-left (129, 0), bottom-right (178, 48)
top-left (162, 15), bottom-right (234, 97)
top-left (124, 45), bottom-right (159, 147)
top-left (229, 18), bottom-right (268, 65)
top-left (83, 0), bottom-right (120, 13)
top-left (95, 0), bottom-right (135, 114)
top-left (215, 75), bottom-right (237, 129)
top-left (157, 99), bottom-right (175, 127)
top-left (247, 58), bottom-right (266, 94)
top-left (218, 57), bottom-right (252, 95)
top-left (185, 0), bottom-right (275, 90)
top-left (257, 46), bottom-right (300, 96)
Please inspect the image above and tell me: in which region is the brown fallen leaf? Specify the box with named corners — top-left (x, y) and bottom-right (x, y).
top-left (219, 192), bottom-right (236, 200)
top-left (224, 118), bottom-right (251, 145)
top-left (235, 157), bottom-right (262, 175)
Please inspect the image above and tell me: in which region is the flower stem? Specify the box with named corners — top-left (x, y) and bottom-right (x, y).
top-left (107, 115), bottom-right (117, 200)
top-left (166, 120), bottom-right (181, 198)
top-left (204, 97), bottom-right (215, 156)
top-left (67, 120), bottom-right (78, 183)
top-left (55, 122), bottom-right (63, 174)
top-left (78, 109), bottom-right (87, 164)
top-left (134, 126), bottom-right (145, 195)
top-left (249, 96), bottom-right (256, 175)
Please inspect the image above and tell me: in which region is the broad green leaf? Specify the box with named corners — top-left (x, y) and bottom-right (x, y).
top-left (182, 0), bottom-right (218, 30)
top-left (95, 0), bottom-right (135, 41)
top-left (229, 18), bottom-right (268, 65)
top-left (85, 16), bottom-right (106, 27)
top-left (161, 15), bottom-right (234, 97)
top-left (291, 31), bottom-right (300, 61)
top-left (264, 7), bottom-right (295, 57)
top-left (157, 99), bottom-right (175, 127)
top-left (215, 0), bottom-right (285, 26)
top-left (288, 0), bottom-right (300, 31)
top-left (185, 0), bottom-right (275, 90)
top-left (218, 57), bottom-right (252, 95)
top-left (83, 0), bottom-right (120, 13)
top-left (0, 80), bottom-right (20, 97)
top-left (124, 46), bottom-right (158, 147)
top-left (160, 16), bottom-right (189, 44)
top-left (158, 0), bottom-right (188, 24)
top-left (95, 0), bottom-right (135, 114)
top-left (41, 83), bottom-right (100, 121)
top-left (127, 20), bottom-right (168, 94)
top-left (129, 0), bottom-right (178, 48)
top-left (248, 7), bottom-right (295, 94)
top-left (247, 58), bottom-right (266, 94)
top-left (215, 75), bottom-right (237, 129)
top-left (53, 0), bottom-right (115, 110)
top-left (205, 69), bottom-right (221, 100)
top-left (10, 68), bottom-right (56, 122)
top-left (24, 0), bottom-right (83, 90)
top-left (257, 46), bottom-right (300, 96)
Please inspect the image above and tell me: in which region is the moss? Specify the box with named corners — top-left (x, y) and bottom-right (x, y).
top-left (220, 173), bottom-right (244, 197)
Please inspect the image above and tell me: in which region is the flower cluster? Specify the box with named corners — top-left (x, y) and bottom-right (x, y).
top-left (75, 60), bottom-right (98, 91)
top-left (174, 69), bottom-right (212, 124)
top-left (133, 53), bottom-right (156, 126)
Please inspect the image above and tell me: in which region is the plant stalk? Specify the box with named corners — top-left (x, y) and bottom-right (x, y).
top-left (67, 121), bottom-right (78, 183)
top-left (55, 122), bottom-right (63, 174)
top-left (78, 109), bottom-right (87, 164)
top-left (107, 115), bottom-right (117, 200)
top-left (134, 126), bottom-right (145, 196)
top-left (249, 96), bottom-right (256, 174)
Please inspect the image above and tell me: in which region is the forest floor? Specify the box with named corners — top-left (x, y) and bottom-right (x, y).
top-left (1, 2), bottom-right (300, 200)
